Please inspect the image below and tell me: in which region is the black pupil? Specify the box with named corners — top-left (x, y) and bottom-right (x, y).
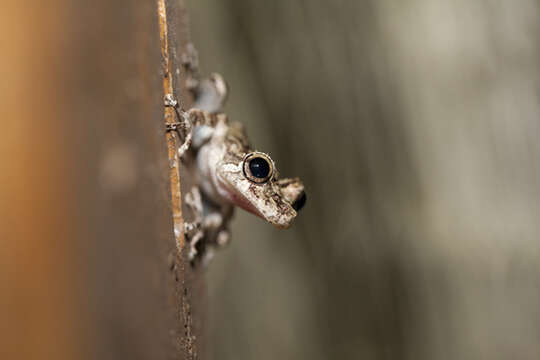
top-left (249, 157), bottom-right (271, 179)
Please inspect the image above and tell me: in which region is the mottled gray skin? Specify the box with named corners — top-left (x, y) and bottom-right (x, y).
top-left (194, 112), bottom-right (303, 227)
top-left (177, 74), bottom-right (305, 261)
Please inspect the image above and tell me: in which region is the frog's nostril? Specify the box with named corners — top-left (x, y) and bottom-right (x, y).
top-left (292, 192), bottom-right (306, 212)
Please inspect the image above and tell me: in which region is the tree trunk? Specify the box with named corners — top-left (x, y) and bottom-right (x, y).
top-left (0, 1), bottom-right (204, 359)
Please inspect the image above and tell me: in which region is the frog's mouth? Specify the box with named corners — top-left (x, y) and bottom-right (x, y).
top-left (217, 172), bottom-right (297, 229)
top-left (223, 182), bottom-right (265, 218)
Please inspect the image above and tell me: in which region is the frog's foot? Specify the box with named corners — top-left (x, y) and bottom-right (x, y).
top-left (178, 109), bottom-right (227, 156)
top-left (177, 121), bottom-right (193, 158)
top-left (187, 229), bottom-right (204, 260)
top-left (192, 73), bottom-right (229, 113)
top-left (203, 214), bottom-right (229, 245)
top-left (193, 209), bottom-right (232, 265)
top-left (180, 45), bottom-right (227, 113)
top-left (183, 187), bottom-right (204, 260)
top-left (215, 229), bottom-right (230, 248)
top-left (198, 230), bottom-right (229, 266)
top-left (163, 94), bottom-right (195, 159)
top-left (164, 93), bottom-right (178, 108)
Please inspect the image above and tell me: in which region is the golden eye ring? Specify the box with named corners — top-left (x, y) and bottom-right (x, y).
top-left (243, 152), bottom-right (274, 184)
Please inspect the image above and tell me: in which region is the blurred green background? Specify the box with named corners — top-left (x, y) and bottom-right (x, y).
top-left (187, 1), bottom-right (540, 359)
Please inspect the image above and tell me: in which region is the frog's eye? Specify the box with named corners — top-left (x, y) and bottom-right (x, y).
top-left (243, 152), bottom-right (274, 183)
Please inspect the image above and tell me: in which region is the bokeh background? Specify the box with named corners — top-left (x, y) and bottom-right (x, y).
top-left (187, 1), bottom-right (540, 359)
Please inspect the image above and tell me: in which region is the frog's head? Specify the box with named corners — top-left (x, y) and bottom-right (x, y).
top-left (216, 152), bottom-right (306, 229)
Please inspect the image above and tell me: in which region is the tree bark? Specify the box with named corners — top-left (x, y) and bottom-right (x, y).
top-left (0, 1), bottom-right (204, 359)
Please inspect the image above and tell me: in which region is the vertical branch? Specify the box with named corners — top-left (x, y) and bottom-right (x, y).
top-left (158, 1), bottom-right (204, 359)
top-left (158, 0), bottom-right (185, 253)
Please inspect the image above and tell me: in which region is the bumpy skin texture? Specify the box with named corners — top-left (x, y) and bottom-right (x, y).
top-left (195, 112), bottom-right (304, 227)
top-left (178, 76), bottom-right (305, 262)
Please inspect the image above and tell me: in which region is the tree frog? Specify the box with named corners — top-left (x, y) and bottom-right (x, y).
top-left (167, 73), bottom-right (306, 263)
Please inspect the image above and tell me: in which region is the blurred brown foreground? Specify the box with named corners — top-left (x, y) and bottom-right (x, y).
top-left (1, 1), bottom-right (201, 359)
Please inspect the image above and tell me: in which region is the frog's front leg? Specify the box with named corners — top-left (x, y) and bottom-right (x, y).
top-left (177, 109), bottom-right (228, 158)
top-left (163, 95), bottom-right (215, 157)
top-left (164, 73), bottom-right (228, 157)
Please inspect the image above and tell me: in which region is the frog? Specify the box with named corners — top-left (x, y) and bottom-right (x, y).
top-left (166, 71), bottom-right (306, 264)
